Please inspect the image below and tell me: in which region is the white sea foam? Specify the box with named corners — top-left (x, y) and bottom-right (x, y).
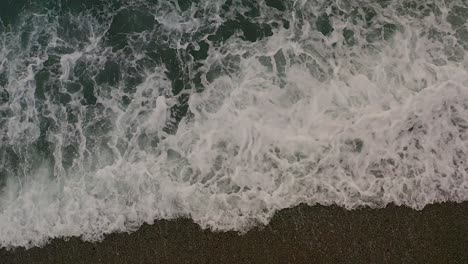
top-left (0, 0), bottom-right (467, 248)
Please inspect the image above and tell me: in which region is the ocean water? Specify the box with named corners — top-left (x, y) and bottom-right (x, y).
top-left (0, 0), bottom-right (467, 249)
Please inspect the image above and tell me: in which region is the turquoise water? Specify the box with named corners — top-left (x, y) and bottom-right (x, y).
top-left (0, 0), bottom-right (467, 248)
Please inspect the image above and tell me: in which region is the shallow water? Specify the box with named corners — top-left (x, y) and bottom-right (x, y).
top-left (0, 0), bottom-right (467, 248)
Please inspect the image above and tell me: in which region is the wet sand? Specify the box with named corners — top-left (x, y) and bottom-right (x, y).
top-left (1, 202), bottom-right (467, 264)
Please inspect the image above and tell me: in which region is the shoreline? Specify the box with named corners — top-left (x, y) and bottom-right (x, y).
top-left (1, 202), bottom-right (467, 263)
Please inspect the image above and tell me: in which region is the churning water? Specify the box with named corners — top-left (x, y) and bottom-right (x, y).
top-left (0, 0), bottom-right (467, 248)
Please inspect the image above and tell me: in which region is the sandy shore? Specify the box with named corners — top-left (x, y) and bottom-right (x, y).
top-left (1, 202), bottom-right (467, 264)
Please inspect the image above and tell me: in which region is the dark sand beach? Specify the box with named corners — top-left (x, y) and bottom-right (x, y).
top-left (1, 202), bottom-right (467, 264)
